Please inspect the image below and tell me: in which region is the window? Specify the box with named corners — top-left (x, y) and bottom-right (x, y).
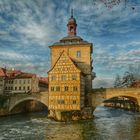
top-left (73, 100), bottom-right (77, 104)
top-left (28, 79), bottom-right (30, 84)
top-left (76, 51), bottom-right (81, 58)
top-left (19, 87), bottom-right (21, 90)
top-left (56, 86), bottom-right (60, 91)
top-left (15, 87), bottom-right (17, 90)
top-left (14, 80), bottom-right (17, 84)
top-left (51, 87), bottom-right (54, 91)
top-left (64, 86), bottom-right (69, 91)
top-left (61, 75), bottom-right (66, 81)
top-left (23, 80), bottom-right (26, 84)
top-left (72, 74), bottom-right (77, 80)
top-left (51, 76), bottom-right (56, 81)
top-left (58, 99), bottom-right (65, 104)
top-left (23, 86), bottom-right (25, 90)
top-left (73, 86), bottom-right (78, 91)
top-left (27, 86), bottom-right (30, 90)
top-left (19, 80), bottom-right (21, 84)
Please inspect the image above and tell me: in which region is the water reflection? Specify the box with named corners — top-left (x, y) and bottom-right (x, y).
top-left (0, 107), bottom-right (140, 140)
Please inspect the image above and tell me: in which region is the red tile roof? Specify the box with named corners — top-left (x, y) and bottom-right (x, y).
top-left (6, 69), bottom-right (21, 77)
top-left (13, 72), bottom-right (36, 79)
top-left (0, 68), bottom-right (6, 77)
top-left (39, 77), bottom-right (48, 84)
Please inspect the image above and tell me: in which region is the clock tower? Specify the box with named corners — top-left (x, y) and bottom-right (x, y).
top-left (67, 9), bottom-right (77, 36)
top-left (48, 10), bottom-right (95, 121)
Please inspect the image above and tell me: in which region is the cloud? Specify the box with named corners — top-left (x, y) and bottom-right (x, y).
top-left (0, 51), bottom-right (31, 60)
top-left (93, 77), bottom-right (114, 88)
top-left (93, 40), bottom-right (140, 80)
top-left (0, 0), bottom-right (140, 88)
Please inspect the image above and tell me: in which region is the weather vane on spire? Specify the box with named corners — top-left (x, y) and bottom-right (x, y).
top-left (71, 8), bottom-right (73, 17)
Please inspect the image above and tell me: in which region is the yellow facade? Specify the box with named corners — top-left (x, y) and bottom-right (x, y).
top-left (48, 51), bottom-right (85, 110)
top-left (49, 43), bottom-right (93, 92)
top-left (48, 13), bottom-right (94, 112)
top-left (50, 44), bottom-right (92, 73)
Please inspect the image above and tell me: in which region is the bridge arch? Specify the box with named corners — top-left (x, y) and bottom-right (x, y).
top-left (103, 95), bottom-right (139, 111)
top-left (9, 95), bottom-right (48, 112)
top-left (90, 88), bottom-right (140, 111)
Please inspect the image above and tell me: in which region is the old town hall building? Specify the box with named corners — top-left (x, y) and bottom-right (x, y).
top-left (48, 12), bottom-right (95, 117)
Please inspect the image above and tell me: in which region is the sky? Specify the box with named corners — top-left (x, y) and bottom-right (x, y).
top-left (0, 0), bottom-right (140, 88)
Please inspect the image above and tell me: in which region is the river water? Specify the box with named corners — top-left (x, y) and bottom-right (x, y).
top-left (0, 107), bottom-right (140, 140)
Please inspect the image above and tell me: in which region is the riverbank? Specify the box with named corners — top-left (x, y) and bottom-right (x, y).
top-left (0, 108), bottom-right (9, 116)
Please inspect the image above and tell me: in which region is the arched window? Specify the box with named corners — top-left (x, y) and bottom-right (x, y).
top-left (70, 26), bottom-right (74, 32)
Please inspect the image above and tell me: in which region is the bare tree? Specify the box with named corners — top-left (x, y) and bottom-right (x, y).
top-left (128, 64), bottom-right (140, 80)
top-left (121, 71), bottom-right (135, 87)
top-left (114, 74), bottom-right (122, 88)
top-left (114, 65), bottom-right (140, 88)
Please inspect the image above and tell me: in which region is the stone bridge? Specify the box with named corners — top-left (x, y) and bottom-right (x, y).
top-left (9, 91), bottom-right (48, 112)
top-left (88, 88), bottom-right (140, 110)
top-left (8, 88), bottom-right (140, 112)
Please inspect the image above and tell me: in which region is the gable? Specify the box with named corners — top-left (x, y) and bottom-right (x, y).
top-left (48, 51), bottom-right (81, 74)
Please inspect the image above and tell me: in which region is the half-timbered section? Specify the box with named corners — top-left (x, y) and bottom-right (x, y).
top-left (48, 51), bottom-right (85, 110)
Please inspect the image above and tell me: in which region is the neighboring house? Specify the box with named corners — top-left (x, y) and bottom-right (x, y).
top-left (5, 72), bottom-right (39, 94)
top-left (0, 67), bottom-right (48, 94)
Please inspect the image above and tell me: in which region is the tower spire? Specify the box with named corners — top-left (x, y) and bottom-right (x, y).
top-left (67, 9), bottom-right (77, 36)
top-left (71, 8), bottom-right (73, 18)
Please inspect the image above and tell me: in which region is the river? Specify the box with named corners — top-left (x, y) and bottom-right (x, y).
top-left (0, 106), bottom-right (140, 140)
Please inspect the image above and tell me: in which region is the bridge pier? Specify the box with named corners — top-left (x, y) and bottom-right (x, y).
top-left (48, 107), bottom-right (94, 121)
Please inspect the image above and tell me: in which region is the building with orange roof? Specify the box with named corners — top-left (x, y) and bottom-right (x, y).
top-left (0, 67), bottom-right (48, 94)
top-left (5, 72), bottom-right (39, 94)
